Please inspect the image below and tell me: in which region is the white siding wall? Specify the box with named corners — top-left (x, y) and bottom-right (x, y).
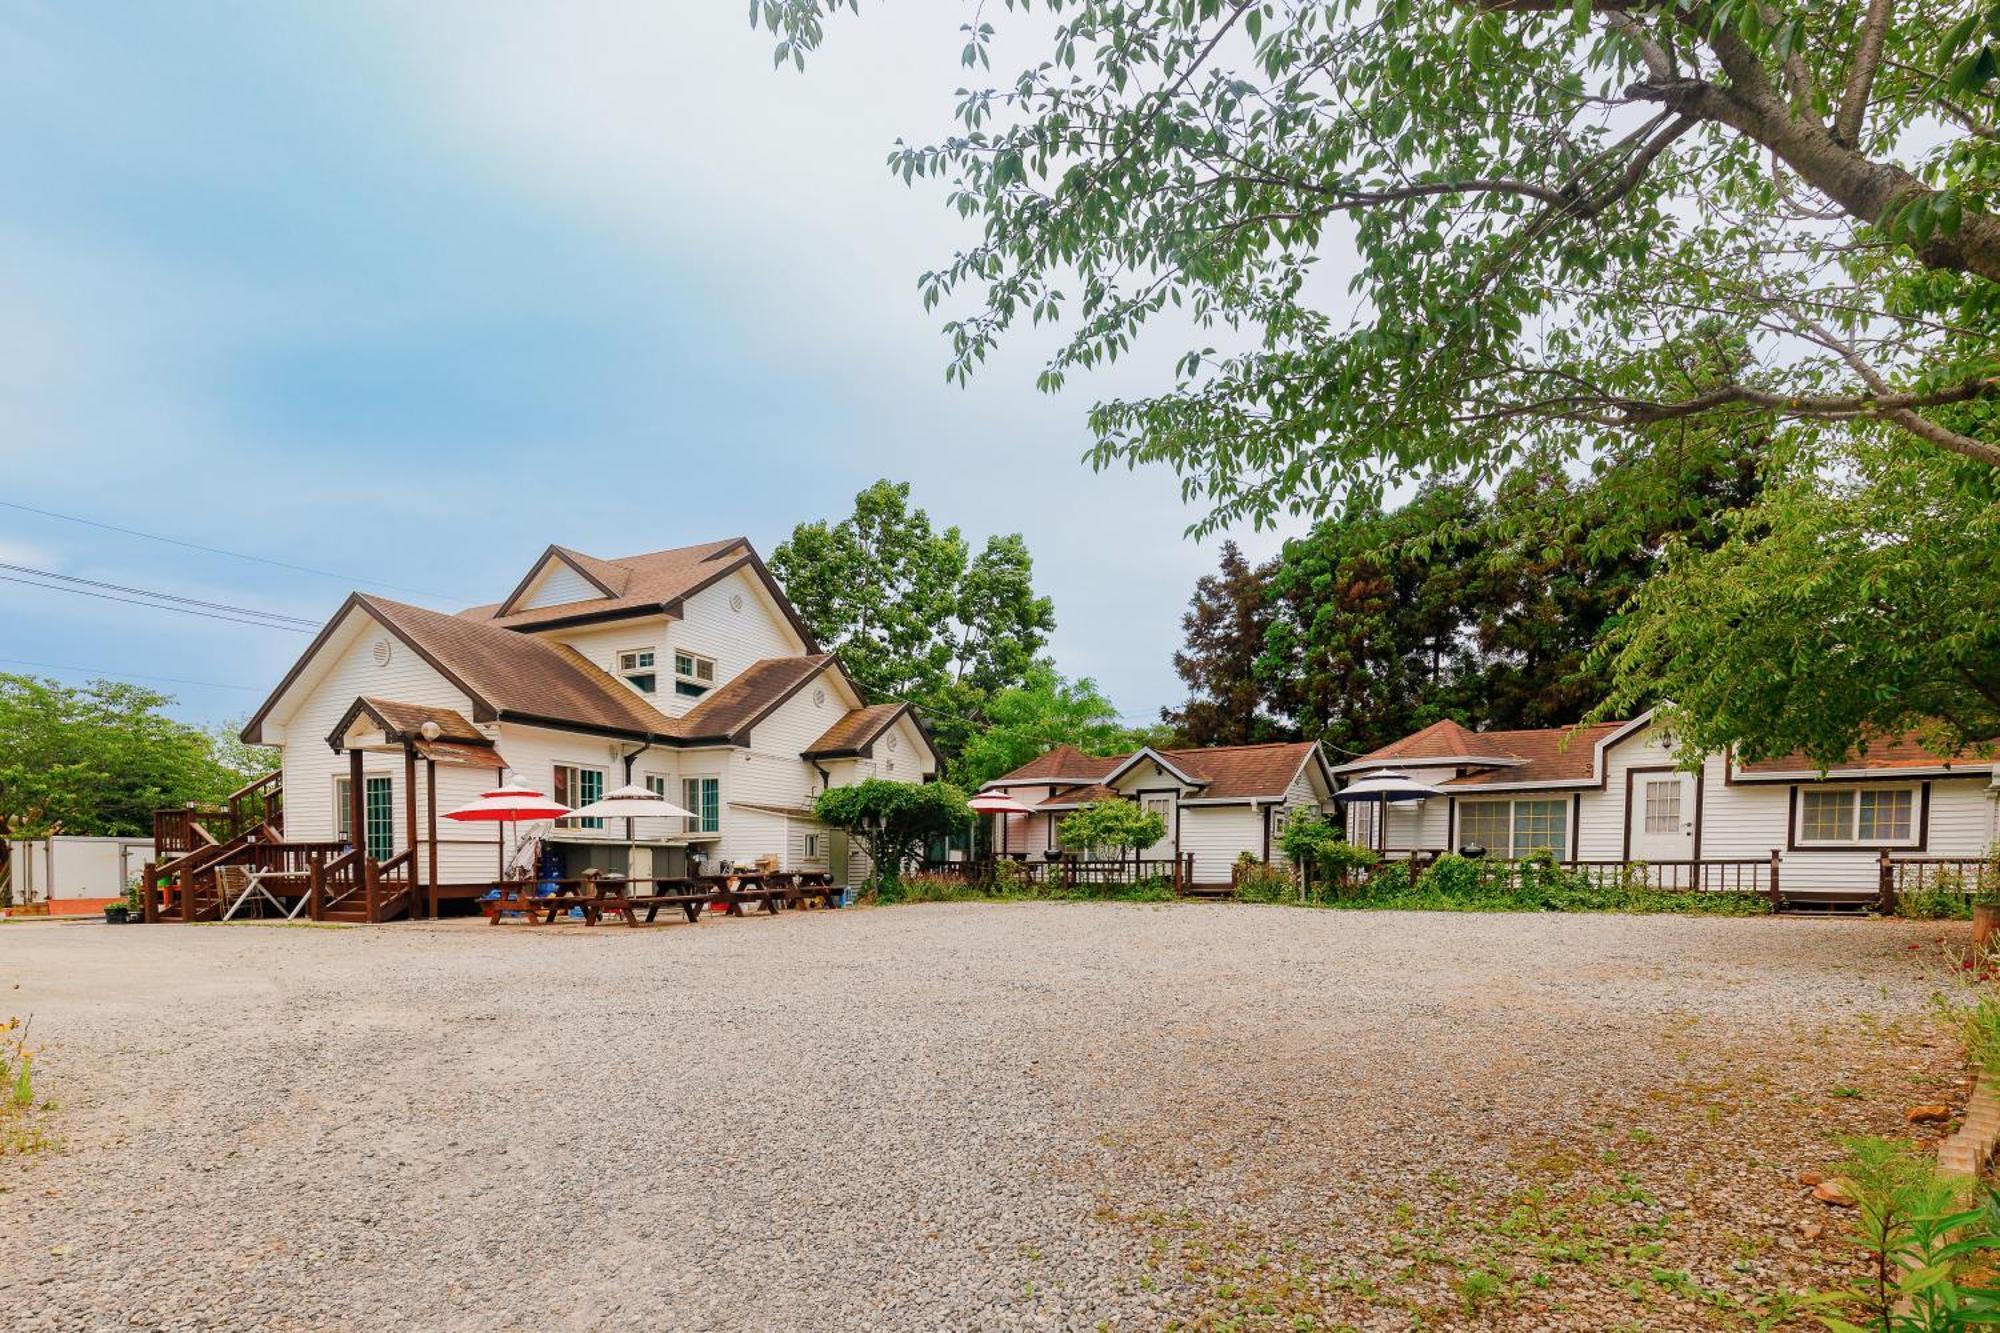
top-left (1180, 805), bottom-right (1266, 883)
top-left (271, 613), bottom-right (497, 884)
top-left (517, 560), bottom-right (603, 610)
top-left (650, 567), bottom-right (809, 720)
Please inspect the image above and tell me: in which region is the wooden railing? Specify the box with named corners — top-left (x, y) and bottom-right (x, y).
top-left (311, 849), bottom-right (365, 920)
top-left (1884, 854), bottom-right (2000, 913)
top-left (151, 771), bottom-right (283, 863)
top-left (1345, 850), bottom-right (1784, 902)
top-left (920, 855), bottom-right (1194, 891)
top-left (226, 771), bottom-right (283, 838)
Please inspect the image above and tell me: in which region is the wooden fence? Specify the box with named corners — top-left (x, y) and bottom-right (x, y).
top-left (920, 855), bottom-right (1195, 892)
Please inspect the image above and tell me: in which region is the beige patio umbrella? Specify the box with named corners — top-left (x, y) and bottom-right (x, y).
top-left (563, 783), bottom-right (699, 880)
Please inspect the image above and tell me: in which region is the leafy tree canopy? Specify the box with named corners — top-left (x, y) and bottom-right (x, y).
top-left (1056, 798), bottom-right (1168, 857)
top-left (1597, 446), bottom-right (2000, 766)
top-left (951, 664), bottom-right (1168, 788)
top-left (759, 0), bottom-right (2000, 520)
top-left (813, 777), bottom-right (972, 886)
top-left (1162, 539), bottom-right (1292, 746)
top-left (771, 479), bottom-right (1057, 758)
top-left (0, 676), bottom-right (263, 840)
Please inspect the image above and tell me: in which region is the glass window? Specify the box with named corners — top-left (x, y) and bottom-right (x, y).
top-left (682, 777), bottom-right (720, 834)
top-left (1858, 788), bottom-right (1914, 841)
top-left (334, 777), bottom-right (351, 842)
top-left (804, 833), bottom-right (820, 860)
top-left (1458, 801), bottom-right (1511, 854)
top-left (363, 776), bottom-right (394, 861)
top-left (1799, 789), bottom-right (1856, 843)
top-left (1512, 800), bottom-right (1568, 858)
top-left (618, 649), bottom-right (657, 695)
top-left (673, 652), bottom-right (716, 698)
top-left (554, 765), bottom-right (604, 830)
top-left (1643, 780), bottom-right (1682, 834)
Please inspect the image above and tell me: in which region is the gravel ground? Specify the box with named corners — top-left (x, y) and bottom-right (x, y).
top-left (0, 905), bottom-right (1972, 1331)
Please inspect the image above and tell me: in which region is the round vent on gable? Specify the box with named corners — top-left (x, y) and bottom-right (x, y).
top-left (812, 686), bottom-right (826, 708)
top-left (886, 735), bottom-right (899, 753)
top-left (371, 638), bottom-right (393, 668)
top-left (729, 592), bottom-right (745, 613)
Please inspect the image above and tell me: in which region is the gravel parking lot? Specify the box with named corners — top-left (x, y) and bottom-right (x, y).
top-left (0, 904), bottom-right (1969, 1330)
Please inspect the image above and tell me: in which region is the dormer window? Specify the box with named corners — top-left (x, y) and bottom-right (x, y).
top-left (618, 649), bottom-right (657, 695)
top-left (674, 651), bottom-right (716, 698)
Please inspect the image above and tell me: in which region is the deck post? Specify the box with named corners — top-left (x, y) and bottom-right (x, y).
top-left (307, 856), bottom-right (323, 923)
top-left (1767, 848), bottom-right (1783, 910)
top-left (347, 747), bottom-right (365, 857)
top-left (402, 743), bottom-right (421, 919)
top-left (141, 861), bottom-right (157, 923)
top-left (425, 758), bottom-right (439, 920)
top-left (364, 858), bottom-right (379, 923)
top-left (1876, 848), bottom-right (1896, 916)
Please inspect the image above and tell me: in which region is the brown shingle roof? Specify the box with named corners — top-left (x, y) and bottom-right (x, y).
top-left (461, 538), bottom-right (749, 628)
top-left (351, 699), bottom-right (486, 743)
top-left (1435, 723), bottom-right (1627, 788)
top-left (1034, 783), bottom-right (1124, 809)
top-left (988, 744), bottom-right (1123, 785)
top-left (802, 703), bottom-right (909, 759)
top-left (361, 595), bottom-right (680, 738)
top-left (674, 655), bottom-right (833, 743)
top-left (1160, 742), bottom-right (1321, 799)
top-left (1736, 729), bottom-right (2000, 776)
top-left (1353, 719), bottom-right (1505, 763)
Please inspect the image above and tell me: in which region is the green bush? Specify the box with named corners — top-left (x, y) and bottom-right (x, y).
top-left (1233, 854), bottom-right (1295, 903)
top-left (1318, 850), bottom-right (1769, 916)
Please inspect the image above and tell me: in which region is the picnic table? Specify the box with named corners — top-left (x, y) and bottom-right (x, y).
top-left (218, 866), bottom-right (313, 922)
top-left (484, 872), bottom-right (845, 928)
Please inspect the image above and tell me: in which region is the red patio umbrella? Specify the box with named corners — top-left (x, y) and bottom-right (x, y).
top-left (443, 785), bottom-right (572, 881)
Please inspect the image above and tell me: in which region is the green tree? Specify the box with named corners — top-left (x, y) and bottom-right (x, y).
top-left (1597, 448), bottom-right (2000, 767)
top-left (1162, 540), bottom-right (1291, 746)
top-left (760, 1), bottom-right (2000, 512)
top-left (813, 777), bottom-right (972, 893)
top-left (1055, 799), bottom-right (1167, 862)
top-left (771, 480), bottom-right (1057, 758)
top-left (950, 665), bottom-right (1150, 789)
top-left (0, 675), bottom-right (250, 842)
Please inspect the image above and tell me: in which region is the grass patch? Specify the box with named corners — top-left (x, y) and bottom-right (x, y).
top-left (1314, 854), bottom-right (1772, 916)
top-left (0, 1017), bottom-right (56, 1158)
top-left (875, 871), bottom-right (1177, 906)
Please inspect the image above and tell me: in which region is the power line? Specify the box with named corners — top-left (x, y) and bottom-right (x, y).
top-left (0, 498), bottom-right (463, 600)
top-left (0, 562), bottom-right (321, 627)
top-left (0, 572), bottom-right (316, 633)
top-left (0, 657), bottom-right (262, 692)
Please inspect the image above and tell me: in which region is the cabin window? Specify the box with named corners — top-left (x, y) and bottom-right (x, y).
top-left (1456, 798), bottom-right (1567, 859)
top-left (1457, 801), bottom-right (1511, 853)
top-left (617, 649), bottom-right (657, 694)
top-left (553, 765), bottom-right (604, 830)
top-left (1799, 786), bottom-right (1916, 845)
top-left (673, 651), bottom-right (716, 697)
top-left (333, 776), bottom-right (394, 859)
top-left (682, 776), bottom-right (720, 833)
top-left (804, 833), bottom-right (820, 861)
top-left (1642, 780), bottom-right (1682, 834)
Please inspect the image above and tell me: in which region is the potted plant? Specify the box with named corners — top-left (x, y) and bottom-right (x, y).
top-left (1975, 851), bottom-right (2000, 951)
top-left (103, 903), bottom-right (128, 925)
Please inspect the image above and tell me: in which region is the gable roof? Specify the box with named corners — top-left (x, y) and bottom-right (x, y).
top-left (989, 740), bottom-right (1330, 805)
top-left (1334, 718), bottom-right (1532, 771)
top-left (1160, 742), bottom-right (1329, 800)
top-left (458, 539), bottom-right (818, 648)
top-left (326, 697), bottom-right (488, 750)
top-left (674, 655), bottom-right (835, 744)
top-left (984, 744), bottom-right (1124, 786)
top-left (802, 703), bottom-right (912, 760)
top-left (1433, 723), bottom-right (1629, 789)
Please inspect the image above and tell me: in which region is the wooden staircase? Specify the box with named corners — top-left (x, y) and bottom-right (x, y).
top-left (144, 773), bottom-right (408, 924)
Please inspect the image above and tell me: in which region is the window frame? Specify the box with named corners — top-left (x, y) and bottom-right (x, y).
top-left (672, 651), bottom-right (716, 698)
top-left (617, 647), bottom-right (658, 695)
top-left (334, 775), bottom-right (393, 858)
top-left (682, 775), bottom-right (720, 834)
top-left (553, 764), bottom-right (606, 831)
top-left (1793, 783), bottom-right (1922, 849)
top-left (1454, 797), bottom-right (1569, 860)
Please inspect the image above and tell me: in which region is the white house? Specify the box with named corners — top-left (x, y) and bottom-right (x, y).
top-left (1338, 711), bottom-right (2000, 898)
top-left (232, 538), bottom-right (938, 915)
top-left (978, 741), bottom-right (1339, 887)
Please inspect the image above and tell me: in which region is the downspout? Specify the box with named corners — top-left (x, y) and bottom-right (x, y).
top-left (620, 739), bottom-right (656, 863)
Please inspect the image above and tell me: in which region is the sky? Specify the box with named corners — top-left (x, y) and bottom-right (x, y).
top-left (0, 2), bottom-right (1319, 730)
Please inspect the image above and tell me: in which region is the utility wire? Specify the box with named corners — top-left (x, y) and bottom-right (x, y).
top-left (0, 572), bottom-right (316, 633)
top-left (0, 562), bottom-right (321, 627)
top-left (0, 498), bottom-right (463, 600)
top-left (0, 656), bottom-right (262, 692)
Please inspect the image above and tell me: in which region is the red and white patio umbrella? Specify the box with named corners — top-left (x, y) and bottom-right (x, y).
top-left (969, 790), bottom-right (1039, 856)
top-left (444, 785), bottom-right (573, 880)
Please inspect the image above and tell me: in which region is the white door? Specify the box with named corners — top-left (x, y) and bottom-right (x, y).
top-left (1628, 773), bottom-right (1696, 860)
top-left (1141, 796), bottom-right (1175, 860)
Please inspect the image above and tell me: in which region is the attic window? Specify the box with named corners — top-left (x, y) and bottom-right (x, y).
top-left (674, 651), bottom-right (715, 698)
top-left (618, 649), bottom-right (657, 695)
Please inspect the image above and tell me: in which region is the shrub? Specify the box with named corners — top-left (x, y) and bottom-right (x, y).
top-left (1901, 869), bottom-right (1974, 921)
top-left (1233, 854), bottom-right (1294, 904)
